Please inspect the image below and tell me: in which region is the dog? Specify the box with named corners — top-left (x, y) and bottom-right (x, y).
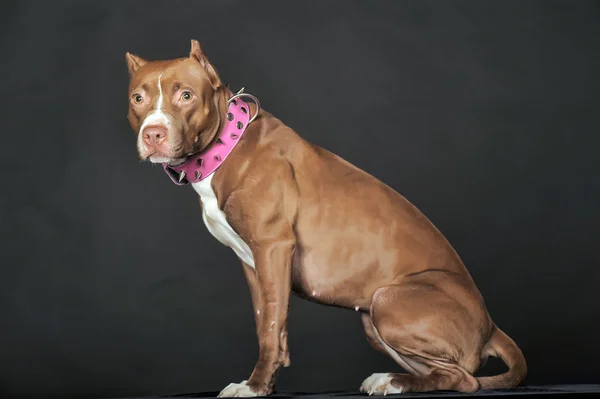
top-left (125, 40), bottom-right (526, 397)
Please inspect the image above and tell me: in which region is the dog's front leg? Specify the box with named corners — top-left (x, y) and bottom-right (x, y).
top-left (218, 238), bottom-right (294, 397)
top-left (241, 261), bottom-right (291, 368)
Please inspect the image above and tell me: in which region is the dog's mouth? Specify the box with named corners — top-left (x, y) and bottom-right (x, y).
top-left (138, 124), bottom-right (209, 166)
top-left (145, 152), bottom-right (187, 165)
top-left (139, 139), bottom-right (191, 165)
top-left (147, 153), bottom-right (174, 164)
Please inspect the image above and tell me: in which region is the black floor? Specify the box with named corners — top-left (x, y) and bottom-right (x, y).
top-left (111, 385), bottom-right (600, 399)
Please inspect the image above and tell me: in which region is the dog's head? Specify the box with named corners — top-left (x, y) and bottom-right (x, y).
top-left (125, 40), bottom-right (226, 164)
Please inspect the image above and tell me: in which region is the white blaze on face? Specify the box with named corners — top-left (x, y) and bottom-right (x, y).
top-left (137, 73), bottom-right (177, 162)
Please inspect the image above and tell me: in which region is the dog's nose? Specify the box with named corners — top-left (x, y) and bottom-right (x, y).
top-left (142, 125), bottom-right (168, 147)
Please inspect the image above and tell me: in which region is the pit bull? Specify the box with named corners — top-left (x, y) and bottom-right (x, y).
top-left (125, 40), bottom-right (527, 397)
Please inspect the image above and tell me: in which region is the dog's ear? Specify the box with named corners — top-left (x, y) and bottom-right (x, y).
top-left (125, 52), bottom-right (148, 76)
top-left (189, 40), bottom-right (221, 89)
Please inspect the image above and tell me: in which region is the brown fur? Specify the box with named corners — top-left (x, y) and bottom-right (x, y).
top-left (125, 40), bottom-right (527, 396)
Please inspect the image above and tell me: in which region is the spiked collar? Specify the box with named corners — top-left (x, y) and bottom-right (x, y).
top-left (162, 89), bottom-right (260, 186)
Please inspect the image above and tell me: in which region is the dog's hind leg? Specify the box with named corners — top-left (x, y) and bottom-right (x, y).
top-left (361, 313), bottom-right (389, 356)
top-left (360, 272), bottom-right (492, 394)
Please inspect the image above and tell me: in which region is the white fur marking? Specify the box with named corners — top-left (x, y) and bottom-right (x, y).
top-left (192, 175), bottom-right (255, 268)
top-left (156, 73), bottom-right (164, 112)
top-left (360, 373), bottom-right (403, 396)
top-left (217, 380), bottom-right (258, 398)
top-left (138, 73), bottom-right (178, 161)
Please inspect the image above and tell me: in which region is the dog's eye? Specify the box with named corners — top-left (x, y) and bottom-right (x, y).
top-left (181, 91), bottom-right (193, 101)
top-left (133, 94), bottom-right (143, 104)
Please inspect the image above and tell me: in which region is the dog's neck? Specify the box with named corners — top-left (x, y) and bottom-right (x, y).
top-left (162, 88), bottom-right (259, 186)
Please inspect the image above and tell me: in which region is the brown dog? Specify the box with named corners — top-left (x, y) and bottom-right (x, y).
top-left (125, 40), bottom-right (526, 397)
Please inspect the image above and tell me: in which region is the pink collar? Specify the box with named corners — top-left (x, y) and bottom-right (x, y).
top-left (162, 90), bottom-right (259, 185)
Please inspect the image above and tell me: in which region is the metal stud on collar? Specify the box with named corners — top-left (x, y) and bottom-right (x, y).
top-left (178, 171), bottom-right (186, 183)
top-left (228, 87), bottom-right (261, 124)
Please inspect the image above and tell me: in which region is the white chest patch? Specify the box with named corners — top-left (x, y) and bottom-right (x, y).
top-left (191, 174), bottom-right (255, 268)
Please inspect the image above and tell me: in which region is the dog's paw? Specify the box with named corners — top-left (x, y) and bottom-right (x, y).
top-left (217, 380), bottom-right (259, 398)
top-left (360, 373), bottom-right (404, 396)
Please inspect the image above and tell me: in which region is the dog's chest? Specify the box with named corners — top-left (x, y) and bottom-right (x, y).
top-left (191, 175), bottom-right (255, 268)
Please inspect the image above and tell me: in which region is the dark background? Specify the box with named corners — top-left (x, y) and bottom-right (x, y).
top-left (1, 0), bottom-right (599, 397)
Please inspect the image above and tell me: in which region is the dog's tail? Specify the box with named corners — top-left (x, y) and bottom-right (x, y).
top-left (476, 324), bottom-right (527, 390)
